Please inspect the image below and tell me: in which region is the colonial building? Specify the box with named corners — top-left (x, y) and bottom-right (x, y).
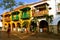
top-left (1, 5), bottom-right (32, 32)
top-left (1, 0), bottom-right (60, 34)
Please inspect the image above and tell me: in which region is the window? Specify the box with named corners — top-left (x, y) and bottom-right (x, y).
top-left (57, 12), bottom-right (60, 14)
top-left (58, 3), bottom-right (60, 11)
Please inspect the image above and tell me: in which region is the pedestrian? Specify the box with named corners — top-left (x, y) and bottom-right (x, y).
top-left (7, 26), bottom-right (11, 38)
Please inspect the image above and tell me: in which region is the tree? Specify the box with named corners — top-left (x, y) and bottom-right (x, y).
top-left (0, 0), bottom-right (24, 11)
top-left (33, 17), bottom-right (39, 23)
top-left (49, 15), bottom-right (53, 23)
top-left (44, 14), bottom-right (53, 23)
top-left (32, 17), bottom-right (39, 32)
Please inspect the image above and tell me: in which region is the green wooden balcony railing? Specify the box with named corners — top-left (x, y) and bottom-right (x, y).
top-left (12, 11), bottom-right (19, 21)
top-left (21, 11), bottom-right (30, 20)
top-left (12, 15), bottom-right (19, 21)
top-left (20, 7), bottom-right (31, 20)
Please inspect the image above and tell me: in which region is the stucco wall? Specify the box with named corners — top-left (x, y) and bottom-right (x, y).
top-left (0, 22), bottom-right (2, 27)
top-left (47, 0), bottom-right (60, 25)
top-left (52, 16), bottom-right (60, 25)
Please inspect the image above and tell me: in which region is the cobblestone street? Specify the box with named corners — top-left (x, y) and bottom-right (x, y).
top-left (0, 31), bottom-right (60, 40)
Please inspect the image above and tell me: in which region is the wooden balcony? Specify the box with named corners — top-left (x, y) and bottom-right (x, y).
top-left (4, 14), bottom-right (11, 17)
top-left (20, 7), bottom-right (31, 20)
top-left (12, 15), bottom-right (19, 21)
top-left (33, 9), bottom-right (48, 17)
top-left (11, 11), bottom-right (19, 21)
top-left (32, 3), bottom-right (49, 17)
top-left (4, 17), bottom-right (11, 22)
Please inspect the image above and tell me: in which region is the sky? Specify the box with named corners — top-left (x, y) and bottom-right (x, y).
top-left (0, 0), bottom-right (41, 15)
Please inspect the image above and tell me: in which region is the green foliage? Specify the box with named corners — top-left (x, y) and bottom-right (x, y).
top-left (22, 21), bottom-right (29, 27)
top-left (33, 17), bottom-right (38, 23)
top-left (18, 2), bottom-right (24, 5)
top-left (0, 0), bottom-right (24, 11)
top-left (43, 14), bottom-right (53, 23)
top-left (49, 15), bottom-right (53, 23)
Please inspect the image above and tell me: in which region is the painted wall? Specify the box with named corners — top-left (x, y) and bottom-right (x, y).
top-left (0, 22), bottom-right (2, 27)
top-left (30, 0), bottom-right (60, 25)
top-left (47, 0), bottom-right (60, 25)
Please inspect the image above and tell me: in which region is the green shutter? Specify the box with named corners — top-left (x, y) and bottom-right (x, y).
top-left (16, 15), bottom-right (19, 20)
top-left (12, 15), bottom-right (19, 21)
top-left (20, 7), bottom-right (31, 20)
top-left (21, 11), bottom-right (30, 20)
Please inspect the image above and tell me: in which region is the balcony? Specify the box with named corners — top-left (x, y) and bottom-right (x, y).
top-left (33, 9), bottom-right (48, 17)
top-left (33, 3), bottom-right (49, 17)
top-left (57, 3), bottom-right (60, 14)
top-left (12, 11), bottom-right (19, 21)
top-left (4, 14), bottom-right (11, 22)
top-left (21, 12), bottom-right (30, 20)
top-left (4, 17), bottom-right (11, 22)
top-left (12, 15), bottom-right (19, 21)
top-left (20, 7), bottom-right (31, 20)
top-left (4, 14), bottom-right (11, 17)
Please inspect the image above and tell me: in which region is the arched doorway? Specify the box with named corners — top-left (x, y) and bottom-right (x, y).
top-left (17, 23), bottom-right (21, 31)
top-left (57, 21), bottom-right (60, 33)
top-left (39, 20), bottom-right (48, 32)
top-left (8, 23), bottom-right (11, 27)
top-left (12, 23), bottom-right (15, 31)
top-left (17, 23), bottom-right (21, 28)
top-left (12, 23), bottom-right (15, 28)
top-left (4, 23), bottom-right (7, 30)
top-left (30, 21), bottom-right (37, 32)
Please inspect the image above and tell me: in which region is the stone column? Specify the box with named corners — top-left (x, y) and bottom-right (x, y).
top-left (49, 25), bottom-right (53, 32)
top-left (27, 21), bottom-right (30, 33)
top-left (27, 23), bottom-right (30, 33)
top-left (53, 25), bottom-right (58, 34)
top-left (15, 23), bottom-right (18, 32)
top-left (11, 24), bottom-right (12, 32)
top-left (21, 24), bottom-right (23, 32)
top-left (37, 22), bottom-right (39, 32)
top-left (2, 25), bottom-right (5, 31)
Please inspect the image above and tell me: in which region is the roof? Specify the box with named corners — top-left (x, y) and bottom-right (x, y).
top-left (2, 1), bottom-right (48, 15)
top-left (14, 1), bottom-right (46, 10)
top-left (1, 12), bottom-right (11, 16)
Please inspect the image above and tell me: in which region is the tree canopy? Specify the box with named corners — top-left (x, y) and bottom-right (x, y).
top-left (0, 0), bottom-right (24, 11)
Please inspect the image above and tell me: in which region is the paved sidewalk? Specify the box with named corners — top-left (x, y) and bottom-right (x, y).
top-left (24, 32), bottom-right (60, 40)
top-left (11, 32), bottom-right (60, 40)
top-left (0, 31), bottom-right (60, 40)
top-left (0, 31), bottom-right (22, 40)
top-left (12, 32), bottom-right (35, 39)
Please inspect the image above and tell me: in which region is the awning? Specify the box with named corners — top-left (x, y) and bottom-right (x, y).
top-left (20, 7), bottom-right (31, 11)
top-left (12, 11), bottom-right (19, 15)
